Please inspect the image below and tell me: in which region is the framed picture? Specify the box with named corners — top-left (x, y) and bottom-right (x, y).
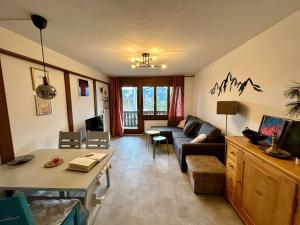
top-left (31, 67), bottom-right (49, 90)
top-left (258, 115), bottom-right (289, 146)
top-left (35, 95), bottom-right (52, 116)
top-left (103, 97), bottom-right (109, 109)
top-left (78, 79), bottom-right (90, 96)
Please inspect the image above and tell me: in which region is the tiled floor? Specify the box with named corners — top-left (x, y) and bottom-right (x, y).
top-left (95, 136), bottom-right (243, 225)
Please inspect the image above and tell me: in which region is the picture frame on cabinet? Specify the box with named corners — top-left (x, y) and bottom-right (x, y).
top-left (31, 67), bottom-right (49, 90)
top-left (35, 95), bottom-right (52, 116)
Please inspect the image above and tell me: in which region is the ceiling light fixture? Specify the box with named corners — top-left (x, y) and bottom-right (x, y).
top-left (31, 14), bottom-right (57, 100)
top-left (130, 53), bottom-right (167, 69)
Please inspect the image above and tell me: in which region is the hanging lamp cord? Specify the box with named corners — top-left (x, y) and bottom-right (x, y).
top-left (39, 29), bottom-right (47, 82)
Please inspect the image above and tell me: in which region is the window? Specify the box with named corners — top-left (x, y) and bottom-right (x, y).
top-left (143, 86), bottom-right (169, 117)
top-left (122, 87), bottom-right (138, 129)
top-left (156, 86), bottom-right (168, 115)
top-left (143, 86), bottom-right (154, 115)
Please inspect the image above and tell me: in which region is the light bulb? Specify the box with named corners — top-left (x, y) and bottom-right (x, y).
top-left (161, 64), bottom-right (167, 68)
top-left (130, 58), bottom-right (135, 62)
top-left (136, 63), bottom-right (140, 66)
top-left (151, 65), bottom-right (154, 68)
top-left (131, 65), bottom-right (136, 69)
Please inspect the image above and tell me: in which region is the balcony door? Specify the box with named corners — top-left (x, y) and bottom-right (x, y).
top-left (121, 86), bottom-right (143, 134)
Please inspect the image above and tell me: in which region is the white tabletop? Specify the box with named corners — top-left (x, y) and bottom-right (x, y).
top-left (0, 149), bottom-right (114, 191)
top-left (145, 130), bottom-right (160, 135)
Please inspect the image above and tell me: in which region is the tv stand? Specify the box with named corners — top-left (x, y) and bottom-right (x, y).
top-left (226, 136), bottom-right (300, 225)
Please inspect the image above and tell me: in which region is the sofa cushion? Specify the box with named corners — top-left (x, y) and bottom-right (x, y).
top-left (172, 131), bottom-right (187, 139)
top-left (185, 115), bottom-right (204, 125)
top-left (151, 126), bottom-right (183, 132)
top-left (177, 119), bottom-right (186, 128)
top-left (198, 122), bottom-right (221, 142)
top-left (174, 137), bottom-right (194, 151)
top-left (191, 134), bottom-right (207, 143)
top-left (183, 120), bottom-right (199, 136)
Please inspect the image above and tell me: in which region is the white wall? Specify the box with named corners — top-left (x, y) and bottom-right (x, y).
top-left (1, 54), bottom-right (69, 155)
top-left (95, 81), bottom-right (110, 132)
top-left (194, 10), bottom-right (300, 135)
top-left (70, 74), bottom-right (95, 132)
top-left (0, 27), bottom-right (108, 156)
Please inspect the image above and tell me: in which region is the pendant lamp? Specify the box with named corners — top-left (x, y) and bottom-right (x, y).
top-left (31, 14), bottom-right (57, 99)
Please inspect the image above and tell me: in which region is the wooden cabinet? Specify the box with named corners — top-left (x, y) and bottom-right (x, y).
top-left (226, 136), bottom-right (300, 225)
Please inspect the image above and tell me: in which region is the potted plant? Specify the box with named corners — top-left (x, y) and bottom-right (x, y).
top-left (284, 81), bottom-right (300, 118)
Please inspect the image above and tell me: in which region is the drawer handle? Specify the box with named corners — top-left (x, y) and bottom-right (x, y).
top-left (230, 151), bottom-right (236, 156)
top-left (229, 163), bottom-right (235, 169)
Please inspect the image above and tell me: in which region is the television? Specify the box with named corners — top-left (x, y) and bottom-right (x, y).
top-left (258, 115), bottom-right (290, 146)
top-left (85, 116), bottom-right (104, 131)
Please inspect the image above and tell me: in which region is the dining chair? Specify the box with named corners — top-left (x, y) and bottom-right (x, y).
top-left (86, 131), bottom-right (111, 188)
top-left (86, 131), bottom-right (109, 149)
top-left (0, 192), bottom-right (88, 225)
top-left (59, 131), bottom-right (82, 149)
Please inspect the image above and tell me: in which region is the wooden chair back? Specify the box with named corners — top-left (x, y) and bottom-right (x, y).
top-left (59, 131), bottom-right (82, 149)
top-left (86, 131), bottom-right (109, 149)
top-left (0, 192), bottom-right (35, 225)
top-left (0, 192), bottom-right (83, 225)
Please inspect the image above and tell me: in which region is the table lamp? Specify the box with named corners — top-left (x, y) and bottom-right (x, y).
top-left (217, 101), bottom-right (238, 135)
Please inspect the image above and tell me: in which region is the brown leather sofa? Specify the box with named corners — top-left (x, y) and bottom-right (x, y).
top-left (151, 115), bottom-right (225, 172)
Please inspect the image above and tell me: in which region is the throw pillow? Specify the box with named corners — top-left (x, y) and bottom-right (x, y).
top-left (183, 119), bottom-right (198, 136)
top-left (190, 134), bottom-right (207, 143)
top-left (177, 119), bottom-right (186, 128)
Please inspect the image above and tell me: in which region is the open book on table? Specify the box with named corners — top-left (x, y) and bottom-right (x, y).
top-left (68, 152), bottom-right (108, 172)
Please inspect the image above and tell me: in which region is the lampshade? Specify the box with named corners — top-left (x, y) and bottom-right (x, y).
top-left (217, 101), bottom-right (238, 115)
top-left (31, 14), bottom-right (57, 100)
top-left (36, 76), bottom-right (57, 100)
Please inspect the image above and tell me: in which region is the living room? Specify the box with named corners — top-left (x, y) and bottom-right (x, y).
top-left (0, 1), bottom-right (300, 225)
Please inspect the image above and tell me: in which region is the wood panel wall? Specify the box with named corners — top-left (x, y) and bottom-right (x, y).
top-left (0, 49), bottom-right (110, 163)
top-left (0, 60), bottom-right (15, 163)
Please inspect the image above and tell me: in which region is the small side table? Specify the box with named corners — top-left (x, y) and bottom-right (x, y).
top-left (153, 136), bottom-right (169, 159)
top-left (145, 130), bottom-right (160, 151)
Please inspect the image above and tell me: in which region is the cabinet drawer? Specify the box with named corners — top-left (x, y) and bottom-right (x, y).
top-left (226, 170), bottom-right (236, 187)
top-left (226, 157), bottom-right (237, 174)
top-left (227, 144), bottom-right (238, 162)
top-left (226, 184), bottom-right (235, 203)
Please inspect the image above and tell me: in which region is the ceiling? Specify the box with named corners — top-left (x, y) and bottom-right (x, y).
top-left (0, 0), bottom-right (300, 76)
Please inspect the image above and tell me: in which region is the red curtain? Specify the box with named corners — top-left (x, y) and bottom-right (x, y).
top-left (110, 78), bottom-right (124, 137)
top-left (168, 76), bottom-right (184, 122)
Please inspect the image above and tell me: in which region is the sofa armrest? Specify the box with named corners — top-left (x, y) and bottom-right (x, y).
top-left (179, 143), bottom-right (225, 172)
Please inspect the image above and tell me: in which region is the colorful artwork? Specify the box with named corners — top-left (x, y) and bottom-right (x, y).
top-left (258, 115), bottom-right (287, 145)
top-left (78, 79), bottom-right (89, 96)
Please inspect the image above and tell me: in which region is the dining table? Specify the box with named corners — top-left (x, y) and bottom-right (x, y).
top-left (0, 148), bottom-right (115, 225)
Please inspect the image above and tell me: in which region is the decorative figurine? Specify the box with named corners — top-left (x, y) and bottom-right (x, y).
top-left (266, 132), bottom-right (281, 155)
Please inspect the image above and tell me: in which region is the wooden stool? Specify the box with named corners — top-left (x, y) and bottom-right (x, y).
top-left (186, 155), bottom-right (225, 194)
top-left (152, 136), bottom-right (169, 159)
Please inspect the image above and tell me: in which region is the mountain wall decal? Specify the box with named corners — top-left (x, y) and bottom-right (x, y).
top-left (209, 72), bottom-right (263, 96)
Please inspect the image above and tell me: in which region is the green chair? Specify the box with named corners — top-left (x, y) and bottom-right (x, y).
top-left (0, 192), bottom-right (88, 225)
